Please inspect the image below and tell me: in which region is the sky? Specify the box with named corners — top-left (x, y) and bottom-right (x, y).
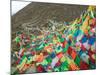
top-left (11, 1), bottom-right (31, 15)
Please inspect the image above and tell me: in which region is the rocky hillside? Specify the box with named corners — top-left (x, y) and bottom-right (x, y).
top-left (11, 2), bottom-right (88, 33)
